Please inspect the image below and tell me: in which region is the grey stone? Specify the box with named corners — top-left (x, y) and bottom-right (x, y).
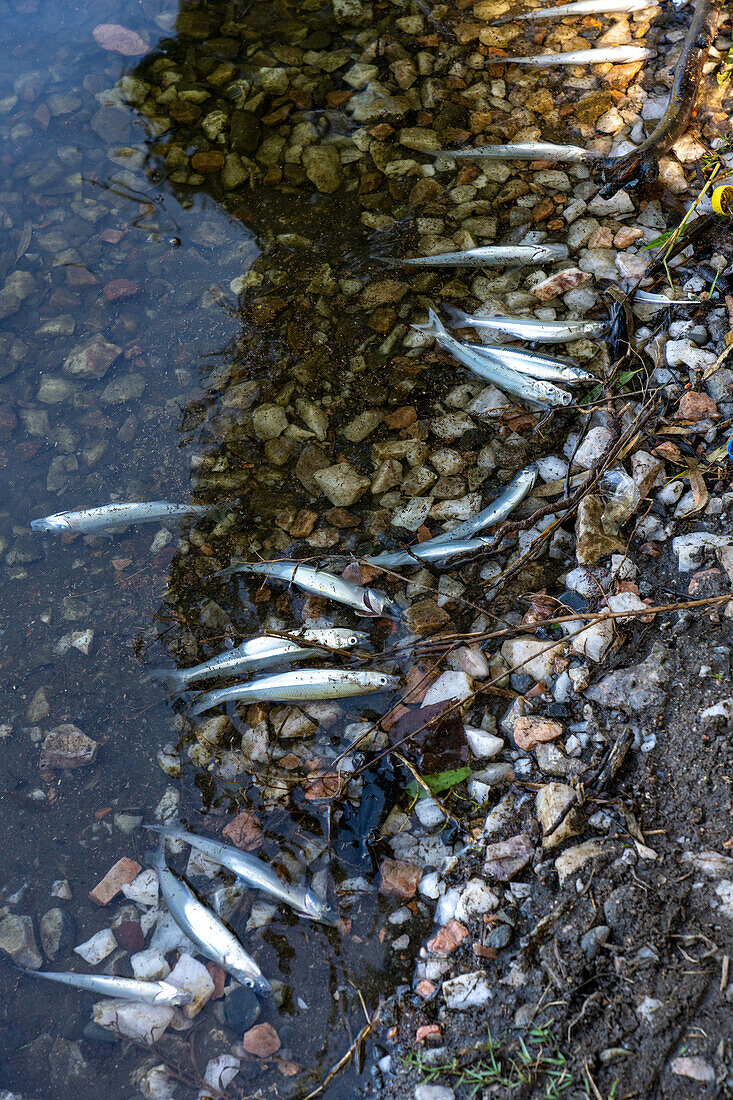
top-left (100, 373), bottom-right (145, 405)
top-left (62, 337), bottom-right (121, 379)
top-left (302, 145), bottom-right (343, 194)
top-left (39, 908), bottom-right (75, 960)
top-left (0, 914), bottom-right (42, 968)
top-left (584, 643), bottom-right (670, 712)
top-left (414, 1087), bottom-right (455, 1100)
top-left (313, 462), bottom-right (370, 507)
top-left (581, 925), bottom-right (610, 961)
top-left (603, 885), bottom-right (639, 931)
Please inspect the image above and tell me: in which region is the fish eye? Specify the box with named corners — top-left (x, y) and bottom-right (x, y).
top-left (349, 636), bottom-right (358, 645)
top-left (244, 977), bottom-right (255, 988)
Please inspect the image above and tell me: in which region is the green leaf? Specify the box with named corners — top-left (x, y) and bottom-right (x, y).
top-left (407, 766), bottom-right (471, 799)
top-left (615, 368), bottom-right (641, 388)
top-left (640, 229), bottom-right (675, 250)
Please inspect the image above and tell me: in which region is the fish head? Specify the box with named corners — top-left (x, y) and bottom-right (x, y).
top-left (375, 673), bottom-right (401, 691)
top-left (155, 981), bottom-right (192, 1006)
top-left (362, 588), bottom-right (401, 620)
top-left (30, 512), bottom-right (72, 534)
top-left (556, 389), bottom-right (573, 407)
top-left (230, 964), bottom-right (272, 997)
top-left (302, 887), bottom-right (336, 924)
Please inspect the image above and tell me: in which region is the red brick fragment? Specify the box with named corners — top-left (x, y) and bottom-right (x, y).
top-left (427, 919), bottom-right (469, 955)
top-left (379, 859), bottom-right (422, 899)
top-left (242, 1022), bottom-right (281, 1057)
top-left (89, 857), bottom-right (142, 906)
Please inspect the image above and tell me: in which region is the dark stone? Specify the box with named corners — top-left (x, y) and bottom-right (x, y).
top-left (485, 923), bottom-right (512, 950)
top-left (39, 907), bottom-right (75, 960)
top-left (557, 590), bottom-right (588, 612)
top-left (82, 1022), bottom-right (118, 1044)
top-left (223, 985), bottom-right (261, 1032)
top-left (510, 673), bottom-right (534, 694)
top-left (230, 110), bottom-right (261, 155)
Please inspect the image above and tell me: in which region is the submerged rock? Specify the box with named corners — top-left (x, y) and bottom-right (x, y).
top-left (0, 914), bottom-right (42, 969)
top-left (584, 643), bottom-right (670, 712)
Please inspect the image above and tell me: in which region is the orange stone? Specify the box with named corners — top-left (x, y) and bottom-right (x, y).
top-left (415, 980), bottom-right (437, 999)
top-left (242, 1022), bottom-right (281, 1058)
top-left (89, 857), bottom-right (142, 906)
top-left (513, 715), bottom-right (563, 752)
top-left (379, 858), bottom-right (422, 899)
top-left (416, 1024), bottom-right (442, 1043)
top-left (427, 919), bottom-right (469, 955)
top-left (222, 811), bottom-right (262, 851)
top-left (676, 391), bottom-right (718, 422)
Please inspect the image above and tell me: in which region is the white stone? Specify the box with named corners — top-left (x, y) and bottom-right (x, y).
top-left (202, 1054), bottom-right (240, 1095)
top-left (246, 900), bottom-right (277, 931)
top-left (391, 497), bottom-right (432, 530)
top-left (665, 339), bottom-right (716, 372)
top-left (464, 726), bottom-right (504, 759)
top-left (573, 426), bottom-right (612, 470)
top-left (414, 798), bottom-right (446, 827)
top-left (418, 872), bottom-right (444, 900)
top-left (616, 252), bottom-right (647, 280)
top-left (635, 995), bottom-right (663, 1026)
top-left (434, 888), bottom-right (460, 925)
top-left (606, 592), bottom-right (647, 619)
top-left (149, 909), bottom-right (197, 955)
top-left (122, 869), bottom-right (159, 907)
top-left (93, 999), bottom-right (174, 1044)
top-left (467, 385), bottom-right (510, 418)
top-left (535, 454), bottom-right (568, 481)
top-left (167, 954), bottom-right (215, 1018)
top-left (421, 671), bottom-right (473, 707)
top-left (414, 1087), bottom-right (455, 1100)
top-left (454, 878), bottom-right (499, 922)
top-left (587, 190), bottom-right (635, 216)
top-left (74, 928), bottom-right (117, 964)
top-left (131, 949), bottom-right (171, 982)
top-left (567, 619), bottom-right (614, 662)
top-left (673, 532), bottom-right (731, 572)
top-left (139, 1062), bottom-right (177, 1099)
top-left (500, 636), bottom-right (565, 682)
top-left (448, 645), bottom-right (490, 679)
top-left (555, 840), bottom-right (608, 885)
top-left (565, 565), bottom-right (607, 598)
top-left (442, 970), bottom-right (492, 1009)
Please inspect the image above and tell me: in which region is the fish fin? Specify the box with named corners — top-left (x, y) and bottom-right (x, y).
top-left (146, 667), bottom-right (187, 691)
top-left (411, 306), bottom-right (447, 340)
top-left (442, 303), bottom-right (471, 328)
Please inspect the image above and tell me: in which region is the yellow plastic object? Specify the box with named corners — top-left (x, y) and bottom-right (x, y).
top-left (712, 184), bottom-right (733, 216)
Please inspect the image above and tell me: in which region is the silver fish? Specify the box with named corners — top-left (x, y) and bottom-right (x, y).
top-left (17, 968), bottom-right (189, 1007)
top-left (220, 560), bottom-right (400, 619)
top-left (150, 627), bottom-right (367, 692)
top-left (150, 843), bottom-right (270, 995)
top-left (190, 669), bottom-right (400, 716)
top-left (445, 304), bottom-right (608, 345)
top-left (500, 45), bottom-right (654, 66)
top-left (465, 342), bottom-right (597, 384)
top-left (31, 501), bottom-right (210, 535)
top-left (429, 142), bottom-right (598, 162)
top-left (365, 465), bottom-right (537, 568)
top-left (400, 243), bottom-right (568, 267)
top-left (516, 0), bottom-right (654, 18)
top-left (412, 309), bottom-right (573, 408)
top-left (366, 533), bottom-right (506, 569)
top-left (146, 825), bottom-right (334, 925)
top-left (633, 289), bottom-right (702, 307)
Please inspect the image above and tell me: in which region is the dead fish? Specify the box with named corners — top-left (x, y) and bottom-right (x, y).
top-left (366, 465), bottom-right (538, 568)
top-left (429, 141), bottom-right (599, 162)
top-left (499, 45), bottom-right (654, 66)
top-left (465, 341), bottom-right (597, 384)
top-left (515, 0), bottom-right (655, 18)
top-left (31, 501), bottom-right (210, 535)
top-left (445, 304), bottom-right (608, 344)
top-left (217, 560), bottom-right (400, 619)
top-left (189, 669), bottom-right (401, 716)
top-left (150, 842), bottom-right (270, 995)
top-left (145, 825), bottom-right (334, 925)
top-left (633, 289), bottom-right (702, 307)
top-left (149, 627), bottom-right (367, 692)
top-left (399, 243), bottom-right (568, 267)
top-left (412, 308), bottom-right (573, 408)
top-left (15, 967), bottom-right (190, 1007)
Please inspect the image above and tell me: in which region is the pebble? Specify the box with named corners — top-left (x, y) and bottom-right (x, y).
top-left (464, 726), bottom-right (503, 759)
top-left (379, 859), bottom-right (422, 899)
top-left (93, 1000), bottom-right (174, 1044)
top-left (584, 643), bottom-right (669, 712)
top-left (483, 834), bottom-right (533, 881)
top-left (441, 970), bottom-right (492, 1010)
top-left (39, 725), bottom-right (97, 770)
top-left (500, 637), bottom-right (564, 683)
top-left (536, 783), bottom-right (579, 849)
top-left (513, 716), bottom-right (563, 751)
top-left (454, 878), bottom-right (499, 921)
top-left (167, 954), bottom-right (215, 1018)
top-left (670, 1056), bottom-right (715, 1083)
top-left (39, 908), bottom-right (75, 960)
top-left (131, 949), bottom-right (170, 982)
top-left (555, 840), bottom-right (609, 885)
top-left (426, 920), bottom-right (469, 955)
top-left (242, 1022), bottom-right (281, 1058)
top-left (421, 671), bottom-right (473, 708)
top-left (0, 914), bottom-right (42, 969)
top-left (74, 928), bottom-right (117, 964)
top-left (222, 985), bottom-right (261, 1032)
top-left (414, 1087), bottom-right (455, 1100)
top-left (89, 857), bottom-right (142, 906)
top-left (92, 24), bottom-right (149, 55)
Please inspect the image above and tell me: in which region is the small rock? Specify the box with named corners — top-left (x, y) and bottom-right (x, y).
top-left (62, 337), bottom-right (121, 379)
top-left (531, 268), bottom-right (590, 301)
top-left (121, 869), bottom-right (158, 907)
top-left (414, 1087), bottom-right (455, 1100)
top-left (89, 857), bottom-right (142, 906)
top-left (252, 404), bottom-right (288, 440)
top-left (536, 783), bottom-right (579, 849)
top-left (379, 859), bottom-right (422, 899)
top-left (93, 1000), bottom-right (173, 1044)
top-left (513, 716), bottom-right (562, 751)
top-left (167, 954), bottom-right (215, 1018)
top-left (421, 671), bottom-right (472, 708)
top-left (427, 920), bottom-right (469, 955)
top-left (670, 1056), bottom-right (715, 1083)
top-left (587, 190), bottom-right (635, 216)
top-left (92, 23), bottom-right (149, 54)
top-left (555, 840), bottom-right (609, 885)
top-left (222, 811), bottom-right (262, 850)
top-left (131, 949), bottom-right (170, 981)
top-left (455, 878), bottom-right (499, 921)
top-left (223, 985), bottom-right (261, 1032)
top-left (302, 146), bottom-right (343, 194)
top-left (676, 390), bottom-right (718, 422)
top-left (575, 496), bottom-right (626, 565)
top-left (0, 914), bottom-right (42, 968)
top-left (584, 643), bottom-right (669, 711)
top-left (464, 726), bottom-right (503, 758)
top-left (40, 725), bottom-right (97, 769)
top-left (483, 834), bottom-right (533, 880)
top-left (500, 636), bottom-right (564, 682)
top-left (442, 970), bottom-right (492, 1010)
top-left (242, 1022), bottom-right (281, 1058)
top-left (581, 925), bottom-right (610, 961)
top-left (74, 928), bottom-right (117, 965)
top-left (403, 599), bottom-right (451, 636)
top-left (39, 908), bottom-right (75, 960)
top-left (313, 463), bottom-right (370, 507)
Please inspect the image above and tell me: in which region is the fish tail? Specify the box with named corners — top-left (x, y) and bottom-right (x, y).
top-left (411, 306), bottom-right (447, 340)
top-left (443, 303), bottom-right (471, 328)
top-left (146, 667), bottom-right (188, 691)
